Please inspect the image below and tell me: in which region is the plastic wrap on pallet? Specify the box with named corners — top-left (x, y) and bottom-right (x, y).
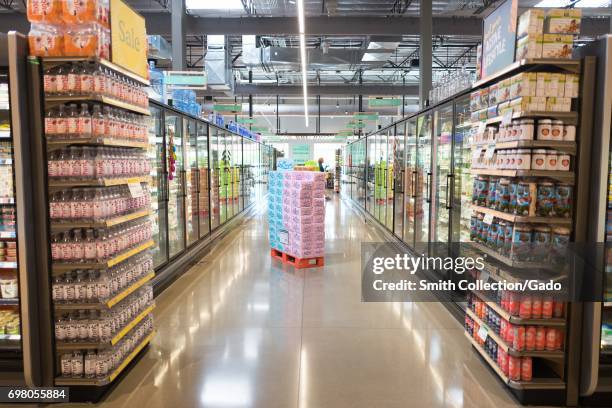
top-left (267, 170), bottom-right (326, 259)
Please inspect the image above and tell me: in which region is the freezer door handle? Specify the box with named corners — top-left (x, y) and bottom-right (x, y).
top-left (445, 174), bottom-right (453, 210)
top-left (411, 171), bottom-right (417, 198)
top-left (426, 172), bottom-right (432, 203)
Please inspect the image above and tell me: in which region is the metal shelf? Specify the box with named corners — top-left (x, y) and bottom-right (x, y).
top-left (485, 111), bottom-right (578, 126)
top-left (466, 308), bottom-right (564, 359)
top-left (54, 272), bottom-right (154, 309)
top-left (465, 332), bottom-right (565, 390)
top-left (55, 331), bottom-right (154, 386)
top-left (469, 169), bottom-right (574, 183)
top-left (470, 241), bottom-right (551, 270)
top-left (45, 95), bottom-right (150, 116)
top-left (473, 140), bottom-right (576, 154)
top-left (52, 241), bottom-right (154, 273)
top-left (46, 137), bottom-right (149, 150)
top-left (470, 205), bottom-right (572, 225)
top-left (473, 291), bottom-right (566, 327)
top-left (51, 209), bottom-right (151, 230)
top-left (55, 304), bottom-right (154, 350)
top-left (42, 57), bottom-right (150, 86)
top-left (472, 58), bottom-right (581, 89)
top-left (48, 175), bottom-right (151, 188)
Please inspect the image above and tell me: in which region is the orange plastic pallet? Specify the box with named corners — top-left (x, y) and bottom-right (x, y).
top-left (270, 248), bottom-right (324, 269)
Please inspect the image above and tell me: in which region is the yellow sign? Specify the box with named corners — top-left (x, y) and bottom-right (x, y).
top-left (111, 0), bottom-right (148, 79)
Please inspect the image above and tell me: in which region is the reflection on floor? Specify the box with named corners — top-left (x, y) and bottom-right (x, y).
top-left (64, 196), bottom-right (521, 408)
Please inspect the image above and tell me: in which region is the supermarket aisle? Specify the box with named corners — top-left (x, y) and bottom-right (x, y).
top-left (90, 196), bottom-right (520, 408)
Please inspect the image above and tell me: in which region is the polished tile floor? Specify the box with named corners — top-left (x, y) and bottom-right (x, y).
top-left (86, 196), bottom-right (521, 408)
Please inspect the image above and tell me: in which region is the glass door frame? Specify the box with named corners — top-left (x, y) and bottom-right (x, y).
top-left (150, 103), bottom-right (170, 270)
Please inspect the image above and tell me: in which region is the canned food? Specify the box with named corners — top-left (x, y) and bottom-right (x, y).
top-left (509, 356), bottom-right (521, 381)
top-left (525, 326), bottom-right (536, 351)
top-left (531, 149), bottom-right (547, 170)
top-left (537, 119), bottom-right (553, 140)
top-left (552, 226), bottom-right (571, 258)
top-left (475, 176), bottom-right (488, 206)
top-left (520, 295), bottom-right (532, 319)
top-left (546, 328), bottom-right (558, 350)
top-left (515, 182), bottom-right (532, 216)
top-left (536, 327), bottom-right (546, 351)
top-left (487, 177), bottom-right (498, 209)
top-left (514, 326), bottom-right (526, 351)
top-left (551, 120), bottom-right (564, 141)
top-left (521, 357), bottom-right (533, 381)
top-left (531, 296), bottom-right (543, 319)
top-left (496, 179), bottom-right (512, 212)
top-left (542, 297), bottom-right (554, 319)
top-left (555, 184), bottom-right (573, 218)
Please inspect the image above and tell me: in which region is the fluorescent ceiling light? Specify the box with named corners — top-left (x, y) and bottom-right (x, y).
top-left (186, 0), bottom-right (244, 10)
top-left (535, 0), bottom-right (610, 6)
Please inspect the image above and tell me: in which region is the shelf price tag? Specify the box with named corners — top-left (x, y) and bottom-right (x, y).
top-left (482, 213), bottom-right (495, 225)
top-left (477, 325), bottom-right (489, 342)
top-left (127, 183), bottom-right (144, 198)
top-left (477, 121), bottom-right (486, 135)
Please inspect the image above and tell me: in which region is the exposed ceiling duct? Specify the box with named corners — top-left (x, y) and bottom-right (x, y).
top-left (205, 35), bottom-right (234, 92)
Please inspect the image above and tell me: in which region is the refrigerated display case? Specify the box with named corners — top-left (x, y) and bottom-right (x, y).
top-left (196, 122), bottom-right (210, 239)
top-left (185, 119), bottom-right (198, 246)
top-left (148, 106), bottom-right (168, 269)
top-left (165, 114), bottom-right (185, 258)
top-left (415, 113), bottom-right (432, 255)
top-left (393, 123), bottom-right (405, 239)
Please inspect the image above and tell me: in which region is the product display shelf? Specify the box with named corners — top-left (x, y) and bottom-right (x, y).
top-left (470, 241), bottom-right (552, 269)
top-left (50, 209), bottom-right (151, 230)
top-left (45, 95), bottom-right (150, 116)
top-left (46, 137), bottom-right (149, 150)
top-left (473, 291), bottom-right (566, 327)
top-left (55, 331), bottom-right (155, 386)
top-left (470, 205), bottom-right (572, 225)
top-left (41, 57), bottom-right (150, 87)
top-left (472, 59), bottom-right (581, 89)
top-left (55, 304), bottom-right (155, 350)
top-left (475, 261), bottom-right (567, 287)
top-left (472, 140), bottom-right (576, 154)
top-left (469, 169), bottom-right (574, 183)
top-left (485, 111), bottom-right (578, 126)
top-left (51, 240), bottom-right (154, 273)
top-left (0, 298), bottom-right (18, 306)
top-left (465, 333), bottom-right (565, 390)
top-left (53, 272), bottom-right (154, 310)
top-left (466, 308), bottom-right (564, 359)
top-left (48, 176), bottom-right (151, 188)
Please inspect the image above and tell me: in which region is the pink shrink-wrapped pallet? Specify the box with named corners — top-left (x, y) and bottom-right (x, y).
top-left (281, 171), bottom-right (326, 259)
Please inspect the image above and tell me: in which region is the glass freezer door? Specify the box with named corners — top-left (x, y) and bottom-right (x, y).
top-left (197, 122), bottom-right (210, 238)
top-left (393, 122), bottom-right (406, 239)
top-left (185, 119), bottom-right (198, 246)
top-left (165, 114), bottom-right (186, 258)
top-left (451, 95), bottom-right (474, 245)
top-left (148, 105), bottom-right (168, 269)
top-left (210, 127), bottom-right (220, 230)
top-left (431, 104), bottom-right (454, 259)
top-left (0, 68), bottom-right (22, 366)
top-left (404, 118), bottom-right (418, 250)
top-left (415, 113), bottom-right (432, 254)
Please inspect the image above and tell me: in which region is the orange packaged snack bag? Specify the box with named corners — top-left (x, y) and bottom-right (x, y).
top-left (27, 0), bottom-right (63, 23)
top-left (28, 24), bottom-right (64, 56)
top-left (63, 0), bottom-right (96, 25)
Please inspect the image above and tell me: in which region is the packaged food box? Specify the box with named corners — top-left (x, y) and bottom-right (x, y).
top-left (498, 78), bottom-right (512, 102)
top-left (487, 105), bottom-right (499, 119)
top-left (549, 73), bottom-right (566, 98)
top-left (510, 72), bottom-right (537, 99)
top-left (546, 97), bottom-right (572, 112)
top-left (517, 9), bottom-right (545, 38)
top-left (488, 83), bottom-right (499, 106)
top-left (470, 91), bottom-right (481, 111)
top-left (546, 9), bottom-right (581, 35)
top-left (516, 34), bottom-right (543, 60)
top-left (536, 72), bottom-right (552, 97)
top-left (565, 74), bottom-right (580, 98)
top-left (542, 34), bottom-right (573, 59)
top-left (480, 87), bottom-right (490, 108)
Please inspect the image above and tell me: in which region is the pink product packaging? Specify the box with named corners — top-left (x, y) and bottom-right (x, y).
top-left (290, 197), bottom-right (312, 207)
top-left (313, 197), bottom-right (325, 207)
top-left (312, 213), bottom-right (325, 224)
top-left (291, 206), bottom-right (313, 217)
top-left (289, 188), bottom-right (312, 199)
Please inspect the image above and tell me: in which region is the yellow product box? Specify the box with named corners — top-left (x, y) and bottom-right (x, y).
top-left (516, 34), bottom-right (543, 60)
top-left (536, 72), bottom-right (552, 97)
top-left (517, 9), bottom-right (545, 38)
top-left (565, 74), bottom-right (580, 98)
top-left (545, 8), bottom-right (581, 35)
top-left (498, 101), bottom-right (511, 116)
top-left (498, 78), bottom-right (512, 102)
top-left (510, 72), bottom-right (537, 99)
top-left (548, 73), bottom-right (566, 97)
top-left (546, 97), bottom-right (572, 112)
top-left (542, 34), bottom-right (573, 58)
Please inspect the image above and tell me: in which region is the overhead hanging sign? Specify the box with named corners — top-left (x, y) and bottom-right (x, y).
top-left (164, 71), bottom-right (207, 89)
top-left (368, 98), bottom-right (401, 107)
top-left (347, 121), bottom-right (366, 129)
top-left (291, 144), bottom-right (312, 164)
top-left (111, 0), bottom-right (148, 79)
top-left (481, 0), bottom-right (518, 79)
top-left (353, 112), bottom-right (379, 121)
top-left (237, 117), bottom-right (256, 124)
top-left (213, 104), bottom-right (242, 113)
top-left (251, 126), bottom-right (269, 133)
top-left (337, 130), bottom-right (354, 136)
